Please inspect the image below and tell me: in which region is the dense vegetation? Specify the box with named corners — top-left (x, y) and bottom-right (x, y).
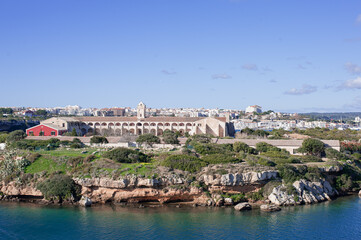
top-left (103, 147), bottom-right (148, 163)
top-left (293, 128), bottom-right (361, 141)
top-left (297, 138), bottom-right (325, 157)
top-left (8, 138), bottom-right (84, 150)
top-left (90, 136), bottom-right (109, 144)
top-left (37, 174), bottom-right (80, 201)
top-left (162, 130), bottom-right (180, 144)
top-left (241, 128), bottom-right (269, 138)
top-left (161, 154), bottom-right (206, 173)
top-left (136, 134), bottom-right (160, 147)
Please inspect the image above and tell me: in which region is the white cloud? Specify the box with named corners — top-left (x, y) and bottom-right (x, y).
top-left (284, 84), bottom-right (317, 95)
top-left (212, 74), bottom-right (232, 79)
top-left (344, 62), bottom-right (361, 75)
top-left (242, 64), bottom-right (258, 71)
top-left (340, 77), bottom-right (361, 89)
top-left (161, 70), bottom-right (177, 75)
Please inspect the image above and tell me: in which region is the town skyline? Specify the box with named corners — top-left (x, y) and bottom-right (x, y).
top-left (1, 0), bottom-right (361, 112)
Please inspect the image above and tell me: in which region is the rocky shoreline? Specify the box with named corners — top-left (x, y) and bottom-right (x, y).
top-left (0, 162), bottom-right (353, 211)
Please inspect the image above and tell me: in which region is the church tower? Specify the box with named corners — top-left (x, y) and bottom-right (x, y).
top-left (137, 102), bottom-right (146, 119)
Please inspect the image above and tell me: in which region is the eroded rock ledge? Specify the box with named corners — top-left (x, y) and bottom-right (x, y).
top-left (268, 179), bottom-right (338, 206)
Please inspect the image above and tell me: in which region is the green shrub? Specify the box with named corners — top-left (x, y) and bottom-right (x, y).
top-left (104, 147), bottom-right (148, 163)
top-left (304, 167), bottom-right (323, 182)
top-left (6, 130), bottom-right (26, 142)
top-left (257, 157), bottom-right (276, 166)
top-left (84, 155), bottom-right (96, 163)
top-left (136, 134), bottom-right (160, 146)
top-left (261, 153), bottom-right (301, 165)
top-left (193, 143), bottom-right (233, 155)
top-left (246, 155), bottom-right (275, 167)
top-left (233, 142), bottom-right (257, 154)
top-left (161, 154), bottom-right (206, 173)
top-left (261, 150), bottom-right (290, 158)
top-left (60, 140), bottom-right (71, 146)
top-left (69, 138), bottom-right (84, 149)
top-left (246, 191), bottom-right (264, 201)
top-left (189, 134), bottom-right (212, 144)
top-left (202, 154), bottom-right (240, 164)
top-left (222, 193), bottom-right (246, 203)
top-left (351, 153), bottom-right (361, 160)
top-left (325, 148), bottom-right (348, 160)
top-left (276, 165), bottom-right (301, 184)
top-left (335, 174), bottom-right (353, 192)
top-left (37, 174), bottom-right (80, 200)
top-left (241, 128), bottom-right (269, 137)
top-left (0, 153), bottom-right (31, 182)
top-left (300, 155), bottom-right (323, 163)
top-left (9, 139), bottom-right (61, 150)
top-left (256, 142), bottom-right (282, 153)
top-left (27, 153), bottom-right (41, 163)
top-left (90, 136), bottom-right (108, 144)
top-left (0, 133), bottom-right (9, 143)
top-left (162, 130), bottom-right (180, 144)
top-left (298, 138), bottom-right (325, 157)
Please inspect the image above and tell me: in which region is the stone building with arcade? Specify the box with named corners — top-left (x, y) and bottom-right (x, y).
top-left (27, 102), bottom-right (234, 137)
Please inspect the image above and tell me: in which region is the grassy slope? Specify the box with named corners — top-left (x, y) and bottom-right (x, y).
top-left (24, 148), bottom-right (156, 177)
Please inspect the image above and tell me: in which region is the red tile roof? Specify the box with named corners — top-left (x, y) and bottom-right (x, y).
top-left (74, 116), bottom-right (226, 122)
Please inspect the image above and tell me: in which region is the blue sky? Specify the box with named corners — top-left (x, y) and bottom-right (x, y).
top-left (1, 0), bottom-right (361, 112)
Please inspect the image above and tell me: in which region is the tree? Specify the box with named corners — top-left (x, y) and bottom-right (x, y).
top-left (104, 147), bottom-right (148, 163)
top-left (136, 133), bottom-right (160, 147)
top-left (90, 136), bottom-right (109, 144)
top-left (35, 109), bottom-right (48, 116)
top-left (71, 128), bottom-right (78, 136)
top-left (256, 142), bottom-right (275, 153)
top-left (162, 130), bottom-right (179, 144)
top-left (6, 130), bottom-right (26, 142)
top-left (241, 127), bottom-right (254, 135)
top-left (0, 108), bottom-right (13, 115)
top-left (70, 138), bottom-right (84, 148)
top-left (299, 138), bottom-right (325, 157)
top-left (190, 134), bottom-right (212, 144)
top-left (0, 133), bottom-right (9, 143)
top-left (233, 141), bottom-right (256, 154)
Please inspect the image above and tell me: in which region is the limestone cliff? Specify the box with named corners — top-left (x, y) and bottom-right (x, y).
top-left (0, 163), bottom-right (343, 207)
top-left (268, 179), bottom-right (338, 206)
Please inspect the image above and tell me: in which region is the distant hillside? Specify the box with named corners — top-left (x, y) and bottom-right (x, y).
top-left (300, 112), bottom-right (361, 121)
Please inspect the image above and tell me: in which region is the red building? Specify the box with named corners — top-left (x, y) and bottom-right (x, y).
top-left (26, 124), bottom-right (67, 136)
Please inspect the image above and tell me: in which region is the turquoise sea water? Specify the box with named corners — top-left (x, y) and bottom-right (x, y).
top-left (0, 196), bottom-right (360, 240)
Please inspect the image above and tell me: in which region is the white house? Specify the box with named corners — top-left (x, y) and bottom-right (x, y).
top-left (245, 105), bottom-right (262, 114)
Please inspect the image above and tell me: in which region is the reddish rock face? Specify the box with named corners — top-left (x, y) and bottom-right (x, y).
top-left (81, 186), bottom-right (205, 204)
top-left (1, 182), bottom-right (42, 197)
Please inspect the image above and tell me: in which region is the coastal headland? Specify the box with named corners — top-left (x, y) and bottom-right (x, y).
top-left (1, 130), bottom-right (360, 211)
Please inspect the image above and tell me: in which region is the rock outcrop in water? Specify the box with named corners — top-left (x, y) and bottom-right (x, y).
top-left (268, 179), bottom-right (338, 206)
top-left (234, 202), bottom-right (252, 211)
